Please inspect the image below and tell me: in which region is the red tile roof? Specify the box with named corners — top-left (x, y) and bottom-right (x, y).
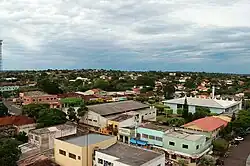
top-left (182, 116), bottom-right (228, 132)
top-left (0, 116), bottom-right (35, 126)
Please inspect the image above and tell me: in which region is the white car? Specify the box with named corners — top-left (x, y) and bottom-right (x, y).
top-left (234, 137), bottom-right (244, 141)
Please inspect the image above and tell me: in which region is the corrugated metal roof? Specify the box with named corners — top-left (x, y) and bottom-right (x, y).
top-left (165, 97), bottom-right (240, 109)
top-left (87, 100), bottom-right (149, 116)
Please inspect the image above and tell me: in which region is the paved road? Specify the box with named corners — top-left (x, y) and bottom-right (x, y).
top-left (2, 99), bottom-right (22, 115)
top-left (224, 135), bottom-right (250, 166)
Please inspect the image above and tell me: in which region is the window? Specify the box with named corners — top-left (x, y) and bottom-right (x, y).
top-left (145, 113), bottom-right (148, 115)
top-left (157, 164), bottom-right (161, 166)
top-left (149, 135), bottom-right (155, 140)
top-left (156, 137), bottom-right (163, 141)
top-left (47, 98), bottom-right (49, 100)
top-left (51, 98), bottom-right (53, 100)
top-left (182, 144), bottom-right (188, 149)
top-left (98, 158), bottom-right (103, 164)
top-left (59, 149), bottom-right (66, 156)
top-left (39, 99), bottom-right (42, 101)
top-left (93, 120), bottom-right (97, 122)
top-left (196, 145), bottom-right (199, 150)
top-left (171, 154), bottom-right (177, 159)
top-left (88, 119), bottom-right (92, 121)
top-left (136, 133), bottom-right (141, 138)
top-left (142, 134), bottom-right (148, 138)
top-left (78, 156), bottom-right (81, 160)
top-left (33, 99), bottom-right (35, 102)
top-left (35, 136), bottom-right (39, 141)
top-left (169, 141), bottom-right (175, 146)
top-left (69, 153), bottom-right (76, 159)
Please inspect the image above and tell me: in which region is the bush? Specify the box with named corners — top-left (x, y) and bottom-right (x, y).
top-left (212, 138), bottom-right (229, 155)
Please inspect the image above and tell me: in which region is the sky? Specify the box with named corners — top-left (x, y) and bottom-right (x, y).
top-left (1, 0), bottom-right (250, 73)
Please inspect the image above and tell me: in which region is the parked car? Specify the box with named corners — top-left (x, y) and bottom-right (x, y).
top-left (234, 136), bottom-right (244, 141)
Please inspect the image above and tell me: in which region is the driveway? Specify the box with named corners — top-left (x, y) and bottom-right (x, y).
top-left (224, 135), bottom-right (250, 166)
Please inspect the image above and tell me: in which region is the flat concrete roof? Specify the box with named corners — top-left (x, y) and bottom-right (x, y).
top-left (30, 124), bottom-right (75, 135)
top-left (139, 122), bottom-right (171, 132)
top-left (166, 129), bottom-right (204, 141)
top-left (62, 134), bottom-right (114, 147)
top-left (98, 143), bottom-right (162, 166)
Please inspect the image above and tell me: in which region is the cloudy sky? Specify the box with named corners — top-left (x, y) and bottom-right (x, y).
top-left (1, 0), bottom-right (250, 73)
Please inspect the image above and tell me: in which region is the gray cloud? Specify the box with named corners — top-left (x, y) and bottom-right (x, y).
top-left (0, 0), bottom-right (250, 73)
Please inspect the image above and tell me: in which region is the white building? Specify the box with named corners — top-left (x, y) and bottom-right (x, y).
top-left (94, 142), bottom-right (165, 166)
top-left (163, 97), bottom-right (242, 114)
top-left (82, 100), bottom-right (157, 129)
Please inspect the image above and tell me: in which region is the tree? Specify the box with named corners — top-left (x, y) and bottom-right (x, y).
top-left (192, 107), bottom-right (211, 120)
top-left (38, 79), bottom-right (63, 94)
top-left (77, 106), bottom-right (88, 117)
top-left (0, 138), bottom-right (21, 166)
top-left (67, 107), bottom-right (77, 121)
top-left (164, 117), bottom-right (186, 127)
top-left (135, 76), bottom-right (155, 87)
top-left (178, 159), bottom-right (188, 166)
top-left (93, 79), bottom-right (109, 90)
top-left (182, 97), bottom-right (189, 120)
top-left (198, 155), bottom-right (216, 166)
top-left (231, 112), bottom-right (236, 121)
top-left (163, 84), bottom-right (175, 99)
top-left (22, 104), bottom-right (50, 119)
top-left (0, 102), bottom-right (8, 117)
top-left (37, 109), bottom-right (67, 128)
top-left (15, 131), bottom-right (28, 144)
top-left (212, 138), bottom-right (229, 155)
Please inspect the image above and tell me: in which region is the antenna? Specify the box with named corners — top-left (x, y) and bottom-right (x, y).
top-left (0, 40), bottom-right (2, 72)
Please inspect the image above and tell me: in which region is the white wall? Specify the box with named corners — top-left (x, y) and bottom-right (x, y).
top-left (166, 103), bottom-right (178, 114)
top-left (94, 151), bottom-right (131, 166)
top-left (119, 116), bottom-right (136, 128)
top-left (81, 111), bottom-right (108, 128)
top-left (138, 108), bottom-right (157, 121)
top-left (141, 154), bottom-right (165, 166)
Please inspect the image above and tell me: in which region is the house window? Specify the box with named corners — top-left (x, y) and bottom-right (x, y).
top-left (78, 156), bottom-right (81, 160)
top-left (59, 149), bottom-right (66, 156)
top-left (38, 99), bottom-right (42, 101)
top-left (136, 133), bottom-right (141, 138)
top-left (169, 141), bottom-right (175, 146)
top-left (69, 153), bottom-right (76, 159)
top-left (156, 137), bottom-right (163, 141)
top-left (33, 99), bottom-right (35, 102)
top-left (93, 120), bottom-right (97, 122)
top-left (142, 134), bottom-right (148, 138)
top-left (182, 144), bottom-right (188, 149)
top-left (47, 98), bottom-right (49, 100)
top-left (149, 135), bottom-right (155, 140)
top-left (51, 98), bottom-right (53, 100)
top-left (196, 145), bottom-right (199, 150)
top-left (88, 119), bottom-right (92, 121)
top-left (98, 158), bottom-right (103, 164)
top-left (171, 154), bottom-right (177, 159)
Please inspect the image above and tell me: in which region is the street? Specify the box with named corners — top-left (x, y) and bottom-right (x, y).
top-left (224, 135), bottom-right (250, 166)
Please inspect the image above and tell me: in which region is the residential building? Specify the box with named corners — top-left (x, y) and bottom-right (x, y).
top-left (20, 91), bottom-right (61, 108)
top-left (95, 142), bottom-right (165, 166)
top-left (163, 97), bottom-right (242, 114)
top-left (27, 124), bottom-right (77, 151)
top-left (181, 116), bottom-right (229, 138)
top-left (82, 100), bottom-right (156, 131)
top-left (118, 126), bottom-right (136, 144)
top-left (162, 129), bottom-right (212, 166)
top-left (105, 114), bottom-right (137, 136)
top-left (0, 115), bottom-right (36, 133)
top-left (54, 134), bottom-right (117, 166)
top-left (134, 122), bottom-right (171, 147)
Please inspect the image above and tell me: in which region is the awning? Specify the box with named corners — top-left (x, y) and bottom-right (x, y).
top-left (130, 138), bottom-right (137, 144)
top-left (137, 140), bottom-right (147, 146)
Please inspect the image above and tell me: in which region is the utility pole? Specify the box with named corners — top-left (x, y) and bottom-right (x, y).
top-left (0, 40), bottom-right (2, 72)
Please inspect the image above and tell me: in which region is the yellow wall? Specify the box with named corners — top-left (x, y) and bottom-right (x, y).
top-left (54, 136), bottom-right (117, 166)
